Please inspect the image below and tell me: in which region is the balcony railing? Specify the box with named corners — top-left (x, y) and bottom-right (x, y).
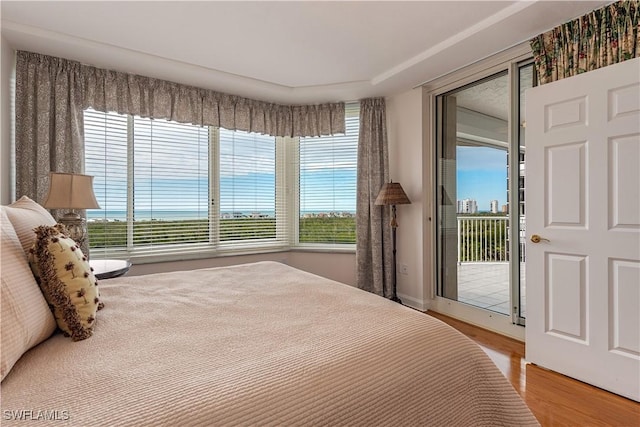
top-left (457, 216), bottom-right (507, 263)
top-left (457, 215), bottom-right (526, 263)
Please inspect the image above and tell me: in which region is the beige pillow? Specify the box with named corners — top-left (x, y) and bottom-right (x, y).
top-left (0, 208), bottom-right (57, 381)
top-left (30, 224), bottom-right (103, 341)
top-left (4, 196), bottom-right (57, 255)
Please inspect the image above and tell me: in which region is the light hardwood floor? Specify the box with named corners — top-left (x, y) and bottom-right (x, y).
top-left (427, 312), bottom-right (640, 427)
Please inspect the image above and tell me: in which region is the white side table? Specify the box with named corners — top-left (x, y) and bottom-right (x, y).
top-left (90, 259), bottom-right (132, 280)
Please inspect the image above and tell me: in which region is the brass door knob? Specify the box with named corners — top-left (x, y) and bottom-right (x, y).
top-left (530, 234), bottom-right (550, 243)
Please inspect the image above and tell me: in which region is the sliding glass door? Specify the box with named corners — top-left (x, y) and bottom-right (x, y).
top-left (434, 60), bottom-right (534, 329)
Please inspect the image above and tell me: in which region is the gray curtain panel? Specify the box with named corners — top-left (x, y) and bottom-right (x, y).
top-left (356, 98), bottom-right (393, 298)
top-left (15, 53), bottom-right (85, 205)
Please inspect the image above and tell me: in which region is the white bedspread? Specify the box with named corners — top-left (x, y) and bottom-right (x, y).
top-left (1, 261), bottom-right (538, 426)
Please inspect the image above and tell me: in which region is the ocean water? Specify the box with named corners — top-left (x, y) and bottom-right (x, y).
top-left (87, 210), bottom-right (270, 220)
top-left (87, 209), bottom-right (355, 221)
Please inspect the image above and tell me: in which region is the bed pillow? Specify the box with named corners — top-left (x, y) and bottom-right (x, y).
top-left (30, 224), bottom-right (103, 341)
top-left (4, 196), bottom-right (57, 256)
top-left (1, 208), bottom-right (57, 381)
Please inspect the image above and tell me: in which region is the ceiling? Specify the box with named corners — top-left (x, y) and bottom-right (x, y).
top-left (1, 1), bottom-right (610, 104)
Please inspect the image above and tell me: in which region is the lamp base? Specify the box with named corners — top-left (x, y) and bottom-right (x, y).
top-left (58, 212), bottom-right (90, 260)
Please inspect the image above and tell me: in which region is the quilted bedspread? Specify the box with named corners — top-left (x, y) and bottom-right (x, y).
top-left (1, 261), bottom-right (538, 426)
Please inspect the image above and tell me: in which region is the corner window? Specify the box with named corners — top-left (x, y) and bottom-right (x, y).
top-left (84, 103), bottom-right (359, 259)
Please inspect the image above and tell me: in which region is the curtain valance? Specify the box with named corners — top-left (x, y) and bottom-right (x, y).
top-left (530, 0), bottom-right (639, 85)
top-left (17, 51), bottom-right (345, 137)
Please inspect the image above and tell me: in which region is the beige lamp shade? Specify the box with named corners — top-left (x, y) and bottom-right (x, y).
top-left (374, 182), bottom-right (411, 206)
top-left (43, 172), bottom-right (100, 210)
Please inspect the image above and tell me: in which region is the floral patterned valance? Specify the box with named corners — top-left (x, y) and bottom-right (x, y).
top-left (530, 0), bottom-right (639, 84)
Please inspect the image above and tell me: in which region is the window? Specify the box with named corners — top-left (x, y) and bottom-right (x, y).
top-left (84, 103), bottom-right (358, 259)
top-left (218, 128), bottom-right (285, 248)
top-left (298, 103), bottom-right (358, 244)
top-left (85, 110), bottom-right (212, 255)
top-left (132, 116), bottom-right (210, 247)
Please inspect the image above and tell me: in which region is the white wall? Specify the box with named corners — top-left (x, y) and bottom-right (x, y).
top-left (128, 251), bottom-right (357, 286)
top-left (1, 35), bottom-right (14, 205)
top-left (386, 88), bottom-right (427, 310)
top-left (288, 251), bottom-right (356, 286)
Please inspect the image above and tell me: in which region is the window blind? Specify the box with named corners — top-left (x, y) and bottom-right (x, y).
top-left (85, 110), bottom-right (210, 253)
top-left (218, 128), bottom-right (286, 248)
top-left (85, 109), bottom-right (129, 250)
top-left (131, 116), bottom-right (210, 248)
top-left (298, 102), bottom-right (358, 244)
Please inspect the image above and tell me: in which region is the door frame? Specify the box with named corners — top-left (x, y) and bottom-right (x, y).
top-left (422, 44), bottom-right (530, 340)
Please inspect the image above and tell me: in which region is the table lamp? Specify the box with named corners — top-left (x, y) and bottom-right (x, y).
top-left (43, 172), bottom-right (100, 259)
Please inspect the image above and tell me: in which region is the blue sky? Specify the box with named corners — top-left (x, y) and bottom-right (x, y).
top-left (456, 146), bottom-right (507, 211)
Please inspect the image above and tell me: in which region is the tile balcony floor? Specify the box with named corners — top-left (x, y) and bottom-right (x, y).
top-left (456, 262), bottom-right (526, 317)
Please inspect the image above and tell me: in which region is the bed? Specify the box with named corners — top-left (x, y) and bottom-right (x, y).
top-left (1, 200), bottom-right (539, 426)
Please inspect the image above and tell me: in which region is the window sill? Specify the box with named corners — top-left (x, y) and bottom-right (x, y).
top-left (89, 243), bottom-right (355, 265)
top-left (89, 245), bottom-right (288, 265)
top-left (290, 244), bottom-right (355, 254)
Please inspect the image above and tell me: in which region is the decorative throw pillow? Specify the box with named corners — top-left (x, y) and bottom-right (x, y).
top-left (0, 208), bottom-right (57, 381)
top-left (4, 196), bottom-right (57, 256)
top-left (30, 224), bottom-right (104, 341)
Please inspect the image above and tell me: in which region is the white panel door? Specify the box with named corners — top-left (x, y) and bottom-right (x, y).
top-left (526, 58), bottom-right (640, 402)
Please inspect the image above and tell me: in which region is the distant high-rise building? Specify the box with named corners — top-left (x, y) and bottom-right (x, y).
top-left (457, 198), bottom-right (477, 214)
top-left (490, 200), bottom-right (499, 214)
top-left (502, 204), bottom-right (509, 213)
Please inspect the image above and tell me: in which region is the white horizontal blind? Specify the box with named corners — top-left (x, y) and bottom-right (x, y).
top-left (84, 108), bottom-right (129, 250)
top-left (132, 116), bottom-right (210, 248)
top-left (85, 110), bottom-right (210, 253)
top-left (298, 102), bottom-right (358, 244)
top-left (218, 129), bottom-right (285, 248)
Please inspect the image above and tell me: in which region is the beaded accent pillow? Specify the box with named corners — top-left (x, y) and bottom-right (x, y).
top-left (30, 224), bottom-right (104, 341)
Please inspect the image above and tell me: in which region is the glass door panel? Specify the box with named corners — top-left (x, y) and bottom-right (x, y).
top-left (436, 71), bottom-right (512, 315)
top-left (435, 62), bottom-right (536, 325)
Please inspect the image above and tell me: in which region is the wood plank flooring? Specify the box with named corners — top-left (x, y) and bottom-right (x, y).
top-left (427, 311), bottom-right (640, 427)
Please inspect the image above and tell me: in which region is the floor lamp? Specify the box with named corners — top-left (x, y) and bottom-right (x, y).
top-left (375, 181), bottom-right (411, 303)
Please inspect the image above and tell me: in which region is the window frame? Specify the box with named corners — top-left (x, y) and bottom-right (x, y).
top-left (85, 105), bottom-right (358, 263)
top-left (422, 43), bottom-right (531, 340)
